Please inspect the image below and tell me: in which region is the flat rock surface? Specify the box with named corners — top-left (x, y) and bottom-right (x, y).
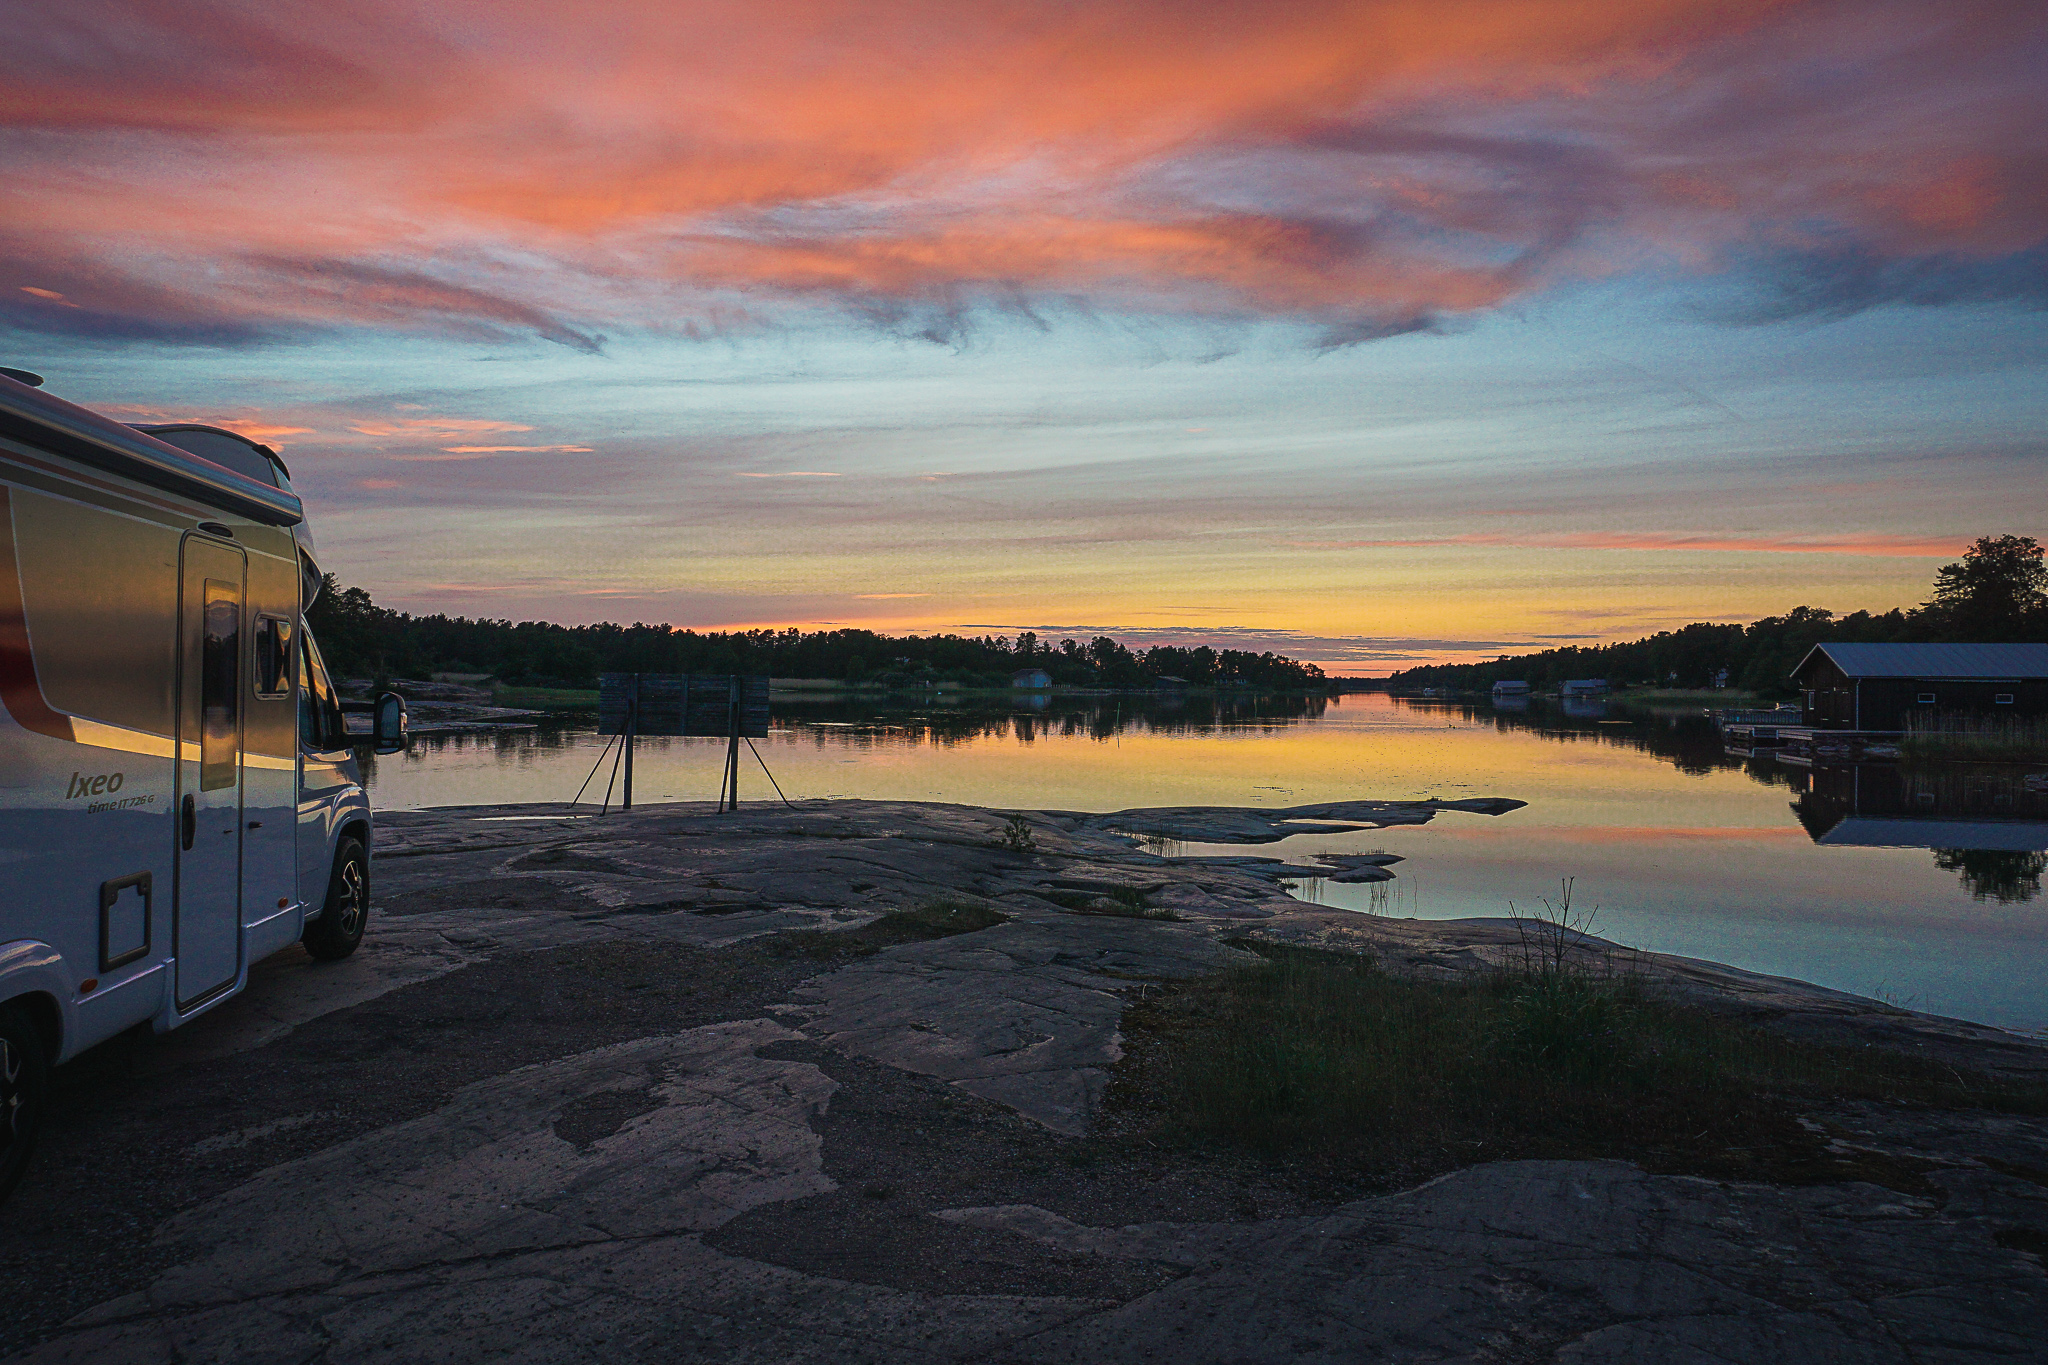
top-left (6, 796), bottom-right (2045, 1363)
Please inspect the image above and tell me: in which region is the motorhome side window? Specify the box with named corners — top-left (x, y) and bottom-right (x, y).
top-left (254, 616), bottom-right (292, 698)
top-left (299, 634), bottom-right (347, 751)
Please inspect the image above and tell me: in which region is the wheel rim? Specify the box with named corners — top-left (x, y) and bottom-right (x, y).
top-left (1, 1035), bottom-right (22, 1156)
top-left (336, 858), bottom-right (365, 938)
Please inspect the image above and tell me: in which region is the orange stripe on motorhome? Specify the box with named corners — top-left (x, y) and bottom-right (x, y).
top-left (0, 485), bottom-right (77, 741)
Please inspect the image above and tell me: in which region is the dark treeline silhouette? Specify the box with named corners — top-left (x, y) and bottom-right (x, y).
top-left (1386, 535), bottom-right (2048, 696)
top-left (307, 578), bottom-right (1326, 690)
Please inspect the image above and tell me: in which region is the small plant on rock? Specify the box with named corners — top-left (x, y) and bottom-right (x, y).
top-left (1000, 813), bottom-right (1037, 853)
top-left (1508, 876), bottom-right (1600, 978)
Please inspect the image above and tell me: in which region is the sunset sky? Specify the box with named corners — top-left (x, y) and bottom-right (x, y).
top-left (4, 0), bottom-right (2043, 670)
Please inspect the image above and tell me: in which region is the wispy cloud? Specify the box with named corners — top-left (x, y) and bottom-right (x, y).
top-left (350, 419), bottom-right (532, 437)
top-left (1285, 532), bottom-right (1973, 557)
top-left (435, 444), bottom-right (594, 454)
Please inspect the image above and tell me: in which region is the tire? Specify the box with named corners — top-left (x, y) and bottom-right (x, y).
top-left (0, 1002), bottom-right (50, 1206)
top-left (303, 836), bottom-right (369, 961)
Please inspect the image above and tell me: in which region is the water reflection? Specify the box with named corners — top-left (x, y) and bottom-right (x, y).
top-left (356, 689), bottom-right (2048, 1030)
top-left (772, 690), bottom-right (1332, 744)
top-left (1414, 692), bottom-right (2048, 901)
top-left (1934, 850), bottom-right (2047, 905)
top-left (1788, 760), bottom-right (2048, 902)
top-left (1405, 694), bottom-right (1796, 784)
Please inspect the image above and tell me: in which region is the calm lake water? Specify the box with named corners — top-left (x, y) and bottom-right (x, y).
top-left (361, 691), bottom-right (2048, 1034)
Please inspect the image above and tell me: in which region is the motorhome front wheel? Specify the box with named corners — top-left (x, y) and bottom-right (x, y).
top-left (0, 1003), bottom-right (49, 1204)
top-left (303, 838), bottom-right (369, 961)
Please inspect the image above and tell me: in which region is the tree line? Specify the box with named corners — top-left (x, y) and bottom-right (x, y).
top-left (1385, 535), bottom-right (2048, 696)
top-left (306, 580), bottom-right (1327, 691)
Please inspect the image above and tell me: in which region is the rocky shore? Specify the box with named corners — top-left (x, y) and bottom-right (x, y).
top-left (343, 677), bottom-right (548, 736)
top-left (5, 796), bottom-right (2045, 1363)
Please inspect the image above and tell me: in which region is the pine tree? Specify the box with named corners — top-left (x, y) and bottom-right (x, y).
top-left (1920, 535), bottom-right (2047, 640)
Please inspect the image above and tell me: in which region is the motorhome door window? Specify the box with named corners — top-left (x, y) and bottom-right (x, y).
top-left (254, 615), bottom-right (292, 698)
top-left (299, 633), bottom-right (346, 751)
top-left (200, 581), bottom-right (240, 791)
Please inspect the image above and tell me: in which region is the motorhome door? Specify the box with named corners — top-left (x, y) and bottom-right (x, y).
top-left (175, 536), bottom-right (247, 1009)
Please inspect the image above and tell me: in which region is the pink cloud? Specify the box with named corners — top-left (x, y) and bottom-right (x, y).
top-left (0, 1), bottom-right (2040, 346)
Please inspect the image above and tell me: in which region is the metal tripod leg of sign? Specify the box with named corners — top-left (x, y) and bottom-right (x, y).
top-left (718, 686), bottom-right (741, 812)
top-left (622, 688), bottom-right (637, 811)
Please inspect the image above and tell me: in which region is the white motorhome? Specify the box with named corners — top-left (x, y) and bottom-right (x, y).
top-left (0, 369), bottom-right (405, 1201)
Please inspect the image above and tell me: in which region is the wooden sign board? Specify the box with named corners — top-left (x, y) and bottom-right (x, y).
top-left (599, 673), bottom-right (769, 738)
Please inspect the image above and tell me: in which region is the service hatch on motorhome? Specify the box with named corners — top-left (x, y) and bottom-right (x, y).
top-left (0, 369), bottom-right (407, 1202)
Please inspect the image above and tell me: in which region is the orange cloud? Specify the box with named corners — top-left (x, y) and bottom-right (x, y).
top-left (1286, 532), bottom-right (1973, 557)
top-left (0, 1), bottom-right (2040, 345)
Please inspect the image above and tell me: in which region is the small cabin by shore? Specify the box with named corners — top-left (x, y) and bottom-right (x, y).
top-left (1010, 667), bottom-right (1053, 690)
top-left (1560, 678), bottom-right (1608, 698)
top-left (1491, 680), bottom-right (1531, 696)
top-left (1790, 642), bottom-right (2048, 731)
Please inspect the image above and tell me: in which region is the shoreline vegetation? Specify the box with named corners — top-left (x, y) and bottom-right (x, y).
top-left (1378, 535), bottom-right (2047, 698)
top-left (1105, 936), bottom-right (2048, 1194)
top-left (309, 576), bottom-right (1325, 693)
top-left (1903, 714), bottom-right (2048, 763)
top-left (484, 677), bottom-right (1337, 712)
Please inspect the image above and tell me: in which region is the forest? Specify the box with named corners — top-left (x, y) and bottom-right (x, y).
top-left (305, 580), bottom-right (1328, 691)
top-left (1385, 535), bottom-right (2048, 696)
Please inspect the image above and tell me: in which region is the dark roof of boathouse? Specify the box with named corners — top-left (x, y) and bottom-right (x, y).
top-left (1792, 642), bottom-right (2048, 681)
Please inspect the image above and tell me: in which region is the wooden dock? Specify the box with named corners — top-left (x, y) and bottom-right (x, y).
top-left (1773, 727), bottom-right (1904, 766)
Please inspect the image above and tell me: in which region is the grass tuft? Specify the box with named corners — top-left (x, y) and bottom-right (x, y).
top-left (999, 814), bottom-right (1037, 853)
top-left (769, 897), bottom-right (1007, 960)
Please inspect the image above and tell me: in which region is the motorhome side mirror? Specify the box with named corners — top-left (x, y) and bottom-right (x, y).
top-left (373, 691), bottom-right (409, 754)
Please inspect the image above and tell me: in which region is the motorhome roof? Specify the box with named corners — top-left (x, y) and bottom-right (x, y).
top-left (131, 423), bottom-right (294, 485)
top-left (0, 374), bottom-right (302, 526)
